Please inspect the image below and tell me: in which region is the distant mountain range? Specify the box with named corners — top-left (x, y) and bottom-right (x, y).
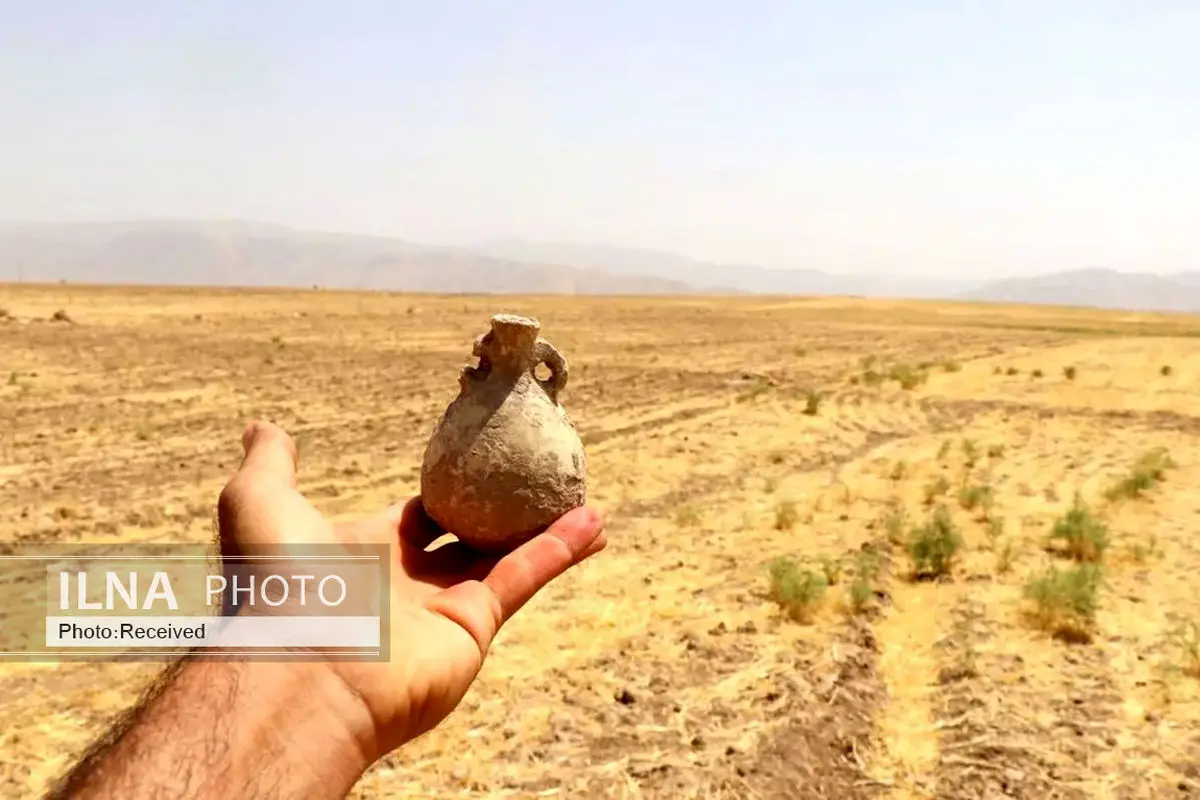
top-left (0, 219), bottom-right (1197, 313)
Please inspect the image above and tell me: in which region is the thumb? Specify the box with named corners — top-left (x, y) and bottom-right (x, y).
top-left (217, 421), bottom-right (300, 552)
top-left (237, 420), bottom-right (299, 489)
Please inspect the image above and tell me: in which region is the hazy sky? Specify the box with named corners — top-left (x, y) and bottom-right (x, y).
top-left (3, 1), bottom-right (1199, 277)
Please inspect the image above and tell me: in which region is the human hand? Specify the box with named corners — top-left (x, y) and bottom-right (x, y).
top-left (215, 420), bottom-right (607, 762)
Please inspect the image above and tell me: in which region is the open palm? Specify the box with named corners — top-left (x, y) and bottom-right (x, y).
top-left (216, 421), bottom-right (607, 759)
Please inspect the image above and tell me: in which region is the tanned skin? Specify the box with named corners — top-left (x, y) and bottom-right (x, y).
top-left (47, 421), bottom-right (607, 799)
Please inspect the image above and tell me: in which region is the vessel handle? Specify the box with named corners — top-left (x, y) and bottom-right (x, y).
top-left (534, 339), bottom-right (568, 401)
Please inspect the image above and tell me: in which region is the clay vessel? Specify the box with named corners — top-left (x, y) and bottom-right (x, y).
top-left (420, 314), bottom-right (587, 552)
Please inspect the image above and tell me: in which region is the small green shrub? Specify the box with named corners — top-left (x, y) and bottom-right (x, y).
top-left (1063, 365), bottom-right (1078, 380)
top-left (923, 475), bottom-right (951, 506)
top-left (907, 506), bottom-right (963, 580)
top-left (767, 557), bottom-right (828, 623)
top-left (1023, 563), bottom-right (1102, 642)
top-left (986, 444), bottom-right (1006, 459)
top-left (847, 579), bottom-right (873, 614)
top-left (1006, 366), bottom-right (1019, 376)
top-left (856, 550), bottom-right (881, 583)
top-left (1161, 365), bottom-right (1173, 377)
top-left (802, 389), bottom-right (822, 416)
top-left (1171, 620), bottom-right (1200, 678)
top-left (958, 483), bottom-right (994, 516)
top-left (890, 363), bottom-right (927, 390)
top-left (675, 504), bottom-right (703, 528)
top-left (820, 556), bottom-right (843, 586)
top-left (774, 501), bottom-right (799, 531)
top-left (889, 460), bottom-right (908, 481)
top-left (942, 360), bottom-right (962, 373)
top-left (961, 438), bottom-right (979, 469)
top-left (737, 377), bottom-right (773, 402)
top-left (996, 539), bottom-right (1018, 574)
top-left (883, 504), bottom-right (908, 545)
top-left (861, 369), bottom-right (885, 388)
top-left (1104, 447), bottom-right (1176, 502)
top-left (986, 516), bottom-right (1005, 548)
top-left (846, 552), bottom-right (880, 615)
top-left (1030, 368), bottom-right (1044, 378)
top-left (1049, 498), bottom-right (1109, 563)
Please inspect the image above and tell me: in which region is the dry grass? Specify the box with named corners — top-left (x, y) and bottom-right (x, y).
top-left (3, 284), bottom-right (1200, 797)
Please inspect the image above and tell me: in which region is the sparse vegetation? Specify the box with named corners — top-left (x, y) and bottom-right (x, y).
top-left (1049, 497), bottom-right (1109, 563)
top-left (986, 516), bottom-right (1005, 547)
top-left (923, 475), bottom-right (951, 505)
top-left (958, 482), bottom-right (994, 517)
top-left (1171, 620), bottom-right (1200, 678)
top-left (774, 500), bottom-right (799, 531)
top-left (882, 503), bottom-right (908, 545)
top-left (961, 438), bottom-right (979, 469)
top-left (1161, 364), bottom-right (1173, 376)
top-left (861, 369), bottom-right (885, 387)
top-left (1024, 563), bottom-right (1102, 643)
top-left (1030, 368), bottom-right (1043, 378)
top-left (907, 505), bottom-right (963, 580)
top-left (996, 539), bottom-right (1018, 574)
top-left (8, 283), bottom-right (1200, 797)
top-left (889, 363), bottom-right (927, 390)
top-left (767, 557), bottom-right (828, 623)
top-left (675, 504), bottom-right (703, 528)
top-left (802, 388), bottom-right (822, 416)
top-left (821, 555), bottom-right (843, 585)
top-left (1104, 447), bottom-right (1176, 502)
top-left (844, 551), bottom-right (880, 615)
top-left (941, 359), bottom-right (962, 373)
top-left (1006, 366), bottom-right (1019, 376)
top-left (1063, 365), bottom-right (1077, 380)
top-left (847, 578), bottom-right (873, 614)
top-left (737, 376), bottom-right (774, 401)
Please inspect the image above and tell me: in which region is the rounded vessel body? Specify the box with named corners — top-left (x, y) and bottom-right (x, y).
top-left (420, 314), bottom-right (587, 552)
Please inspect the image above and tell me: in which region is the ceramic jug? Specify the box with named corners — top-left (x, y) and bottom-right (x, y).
top-left (420, 314), bottom-right (587, 552)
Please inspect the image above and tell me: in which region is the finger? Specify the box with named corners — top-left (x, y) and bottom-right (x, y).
top-left (482, 505), bottom-right (605, 624)
top-left (237, 421), bottom-right (299, 489)
top-left (428, 526), bottom-right (609, 586)
top-left (425, 507), bottom-right (605, 655)
top-left (216, 422), bottom-right (300, 558)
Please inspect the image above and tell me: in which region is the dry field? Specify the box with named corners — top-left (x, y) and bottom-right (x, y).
top-left (3, 284), bottom-right (1200, 799)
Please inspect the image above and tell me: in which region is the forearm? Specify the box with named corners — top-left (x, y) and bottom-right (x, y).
top-left (48, 656), bottom-right (377, 800)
